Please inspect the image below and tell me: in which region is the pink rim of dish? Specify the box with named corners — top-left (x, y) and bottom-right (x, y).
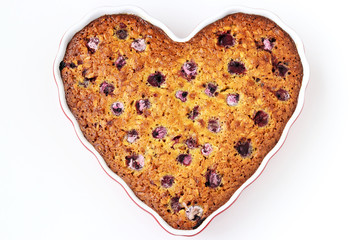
top-left (53, 5), bottom-right (310, 237)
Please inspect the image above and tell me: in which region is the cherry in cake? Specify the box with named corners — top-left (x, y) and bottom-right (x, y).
top-left (125, 154), bottom-right (145, 171)
top-left (131, 38), bottom-right (146, 52)
top-left (176, 154), bottom-right (192, 166)
top-left (152, 126), bottom-right (167, 139)
top-left (161, 175), bottom-right (175, 188)
top-left (147, 72), bottom-right (165, 87)
top-left (180, 61), bottom-right (198, 81)
top-left (86, 37), bottom-right (99, 53)
top-left (228, 60), bottom-right (246, 75)
top-left (99, 82), bottom-right (114, 96)
top-left (217, 32), bottom-right (235, 48)
top-left (110, 102), bottom-right (124, 116)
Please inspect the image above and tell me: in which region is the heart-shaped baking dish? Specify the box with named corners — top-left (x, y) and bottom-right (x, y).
top-left (53, 5), bottom-right (309, 236)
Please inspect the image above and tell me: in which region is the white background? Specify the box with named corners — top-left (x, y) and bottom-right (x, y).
top-left (1, 0), bottom-right (359, 239)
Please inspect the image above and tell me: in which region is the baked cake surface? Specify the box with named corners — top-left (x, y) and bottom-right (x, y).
top-left (60, 13), bottom-right (303, 230)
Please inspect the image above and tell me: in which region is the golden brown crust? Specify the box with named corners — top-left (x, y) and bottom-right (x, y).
top-left (60, 13), bottom-right (303, 230)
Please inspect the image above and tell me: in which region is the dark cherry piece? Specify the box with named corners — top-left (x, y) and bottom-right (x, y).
top-left (86, 37), bottom-right (99, 54)
top-left (187, 106), bottom-right (200, 120)
top-left (262, 38), bottom-right (276, 51)
top-left (111, 102), bottom-right (124, 116)
top-left (185, 138), bottom-right (197, 149)
top-left (131, 38), bottom-right (146, 52)
top-left (135, 99), bottom-right (151, 114)
top-left (272, 57), bottom-right (289, 77)
top-left (126, 129), bottom-right (139, 143)
top-left (69, 62), bottom-right (76, 68)
top-left (152, 126), bottom-right (167, 139)
top-left (59, 61), bottom-right (66, 71)
top-left (204, 83), bottom-right (218, 97)
top-left (99, 82), bottom-right (115, 96)
top-left (115, 55), bottom-right (126, 70)
top-left (201, 143), bottom-right (213, 156)
top-left (161, 175), bottom-right (175, 188)
top-left (180, 61), bottom-right (198, 81)
top-left (125, 154), bottom-right (144, 170)
top-left (277, 64), bottom-right (289, 77)
top-left (205, 169), bottom-right (222, 188)
top-left (235, 139), bottom-right (252, 157)
top-left (275, 89), bottom-right (290, 101)
top-left (254, 110), bottom-right (269, 127)
top-left (226, 93), bottom-right (240, 106)
top-left (176, 154), bottom-right (192, 166)
top-left (170, 197), bottom-right (182, 213)
top-left (217, 32), bottom-right (235, 48)
top-left (208, 119), bottom-right (221, 133)
top-left (119, 22), bottom-right (127, 28)
top-left (147, 72), bottom-right (165, 87)
top-left (175, 90), bottom-right (188, 102)
top-left (116, 29), bottom-right (128, 40)
top-left (228, 60), bottom-right (246, 75)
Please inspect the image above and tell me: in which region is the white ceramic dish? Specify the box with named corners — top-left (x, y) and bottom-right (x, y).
top-left (53, 5), bottom-right (309, 236)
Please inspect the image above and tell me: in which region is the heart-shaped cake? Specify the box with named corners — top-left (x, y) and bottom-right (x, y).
top-left (59, 12), bottom-right (303, 230)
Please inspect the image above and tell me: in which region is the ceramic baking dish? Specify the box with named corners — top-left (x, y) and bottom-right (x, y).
top-left (53, 5), bottom-right (309, 236)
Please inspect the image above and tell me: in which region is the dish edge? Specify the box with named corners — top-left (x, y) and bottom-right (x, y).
top-left (53, 5), bottom-right (310, 236)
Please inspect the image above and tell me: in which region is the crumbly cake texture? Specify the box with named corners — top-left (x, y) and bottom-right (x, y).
top-left (60, 13), bottom-right (303, 230)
